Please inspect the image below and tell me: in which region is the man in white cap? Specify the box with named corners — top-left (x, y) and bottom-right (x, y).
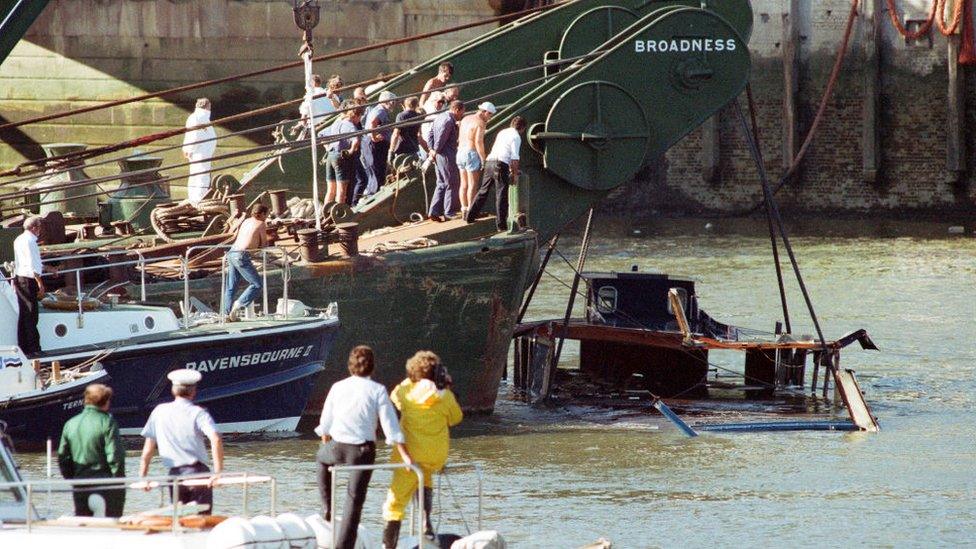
top-left (182, 98), bottom-right (217, 204)
top-left (139, 369), bottom-right (224, 513)
top-left (359, 90), bottom-right (397, 199)
top-left (455, 101), bottom-right (496, 219)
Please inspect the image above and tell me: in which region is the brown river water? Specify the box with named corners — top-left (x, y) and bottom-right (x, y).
top-left (16, 218), bottom-right (976, 547)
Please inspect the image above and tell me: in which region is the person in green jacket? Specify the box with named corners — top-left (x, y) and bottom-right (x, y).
top-left (57, 383), bottom-right (126, 517)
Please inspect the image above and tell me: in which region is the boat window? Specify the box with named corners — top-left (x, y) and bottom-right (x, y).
top-left (145, 316), bottom-right (155, 330)
top-left (596, 286), bottom-right (617, 314)
top-left (667, 287), bottom-right (688, 315)
top-left (54, 324), bottom-right (67, 338)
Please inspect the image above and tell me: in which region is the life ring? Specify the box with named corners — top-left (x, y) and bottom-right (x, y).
top-left (40, 296), bottom-right (100, 311)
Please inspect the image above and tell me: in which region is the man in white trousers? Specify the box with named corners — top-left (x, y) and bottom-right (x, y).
top-left (182, 98), bottom-right (217, 204)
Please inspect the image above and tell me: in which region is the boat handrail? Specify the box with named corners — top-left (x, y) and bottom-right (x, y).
top-left (3, 253), bottom-right (183, 328)
top-left (0, 471), bottom-right (277, 534)
top-left (328, 462), bottom-right (483, 548)
top-left (183, 244), bottom-right (292, 328)
top-left (330, 462), bottom-right (426, 549)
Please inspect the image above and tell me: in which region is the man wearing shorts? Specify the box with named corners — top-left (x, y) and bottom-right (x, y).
top-left (455, 102), bottom-right (495, 219)
top-left (320, 100), bottom-right (364, 206)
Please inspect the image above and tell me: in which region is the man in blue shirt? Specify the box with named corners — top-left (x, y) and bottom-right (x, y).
top-left (360, 91), bottom-right (396, 198)
top-left (139, 369), bottom-right (224, 514)
top-left (427, 100), bottom-right (465, 221)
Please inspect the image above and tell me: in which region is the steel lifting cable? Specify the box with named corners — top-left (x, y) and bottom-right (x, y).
top-left (3, 64), bottom-right (571, 212)
top-left (745, 84), bottom-right (792, 335)
top-left (731, 98), bottom-right (828, 351)
top-left (0, 72), bottom-right (399, 187)
top-left (3, 53), bottom-right (594, 209)
top-left (0, 1), bottom-right (565, 135)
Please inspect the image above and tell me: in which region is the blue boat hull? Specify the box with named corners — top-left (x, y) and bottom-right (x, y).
top-left (0, 319), bottom-right (339, 446)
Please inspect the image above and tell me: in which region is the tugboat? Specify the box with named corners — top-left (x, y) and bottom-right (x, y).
top-left (0, 249), bottom-right (339, 447)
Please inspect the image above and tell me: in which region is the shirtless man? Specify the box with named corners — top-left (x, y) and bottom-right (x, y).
top-left (420, 62), bottom-right (453, 106)
top-left (223, 203), bottom-right (269, 319)
top-left (455, 102), bottom-right (496, 218)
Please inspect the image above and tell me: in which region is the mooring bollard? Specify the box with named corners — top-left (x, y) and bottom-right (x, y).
top-left (80, 223), bottom-right (98, 240)
top-left (334, 222), bottom-right (359, 258)
top-left (297, 228), bottom-right (320, 263)
top-left (268, 189), bottom-right (288, 217)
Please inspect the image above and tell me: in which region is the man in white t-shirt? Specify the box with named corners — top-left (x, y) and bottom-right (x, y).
top-left (465, 116), bottom-right (526, 231)
top-left (315, 345), bottom-right (412, 549)
top-left (12, 216), bottom-right (56, 355)
top-left (139, 369), bottom-right (223, 513)
top-left (223, 203), bottom-right (269, 319)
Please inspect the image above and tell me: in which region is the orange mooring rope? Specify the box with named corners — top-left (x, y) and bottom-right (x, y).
top-left (885, 0), bottom-right (967, 38)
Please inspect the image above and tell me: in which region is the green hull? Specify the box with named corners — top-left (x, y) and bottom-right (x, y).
top-left (135, 232), bottom-right (539, 414)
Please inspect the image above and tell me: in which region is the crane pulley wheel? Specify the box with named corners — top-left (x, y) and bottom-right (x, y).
top-left (558, 6), bottom-right (640, 61)
top-left (533, 81), bottom-right (649, 191)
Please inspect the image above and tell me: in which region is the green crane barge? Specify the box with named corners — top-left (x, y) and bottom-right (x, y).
top-left (5, 1), bottom-right (756, 419)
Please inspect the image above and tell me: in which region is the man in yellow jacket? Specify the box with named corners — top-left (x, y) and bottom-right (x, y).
top-left (382, 350), bottom-right (463, 548)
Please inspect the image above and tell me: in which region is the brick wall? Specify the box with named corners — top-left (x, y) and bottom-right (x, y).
top-left (610, 0), bottom-right (976, 216)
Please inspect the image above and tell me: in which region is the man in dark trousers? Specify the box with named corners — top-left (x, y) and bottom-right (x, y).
top-left (426, 100), bottom-right (465, 221)
top-left (466, 116), bottom-right (526, 231)
top-left (360, 91), bottom-right (396, 197)
top-left (12, 216), bottom-right (56, 355)
top-left (315, 345), bottom-right (412, 549)
top-left (58, 384), bottom-right (127, 517)
top-left (139, 369), bottom-right (224, 514)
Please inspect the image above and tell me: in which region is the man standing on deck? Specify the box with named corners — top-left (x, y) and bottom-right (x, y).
top-left (360, 91), bottom-right (397, 197)
top-left (139, 369), bottom-right (224, 514)
top-left (420, 62), bottom-right (454, 106)
top-left (223, 203), bottom-right (269, 320)
top-left (12, 216), bottom-right (56, 355)
top-left (182, 98), bottom-right (217, 204)
top-left (58, 384), bottom-right (126, 517)
top-left (426, 100), bottom-right (465, 221)
top-left (466, 116), bottom-right (526, 231)
top-left (456, 102), bottom-right (495, 219)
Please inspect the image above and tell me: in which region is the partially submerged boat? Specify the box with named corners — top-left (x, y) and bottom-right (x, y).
top-left (514, 267), bottom-right (880, 431)
top-left (0, 248), bottom-right (338, 446)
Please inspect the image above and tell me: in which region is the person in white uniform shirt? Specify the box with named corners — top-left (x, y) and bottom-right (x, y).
top-left (139, 369), bottom-right (224, 514)
top-left (465, 115), bottom-right (527, 231)
top-left (12, 216), bottom-right (56, 355)
top-left (315, 345), bottom-right (413, 549)
top-left (182, 98), bottom-right (218, 204)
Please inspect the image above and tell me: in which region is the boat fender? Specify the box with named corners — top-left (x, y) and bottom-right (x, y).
top-left (274, 512), bottom-right (316, 549)
top-left (206, 516), bottom-right (257, 549)
top-left (304, 514), bottom-right (371, 549)
top-left (449, 530), bottom-right (507, 549)
top-left (276, 298), bottom-right (309, 318)
top-left (249, 515), bottom-right (288, 548)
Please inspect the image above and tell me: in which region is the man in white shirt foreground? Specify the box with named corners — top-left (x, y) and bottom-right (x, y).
top-left (465, 116), bottom-right (527, 231)
top-left (139, 369), bottom-right (224, 514)
top-left (223, 203), bottom-right (269, 320)
top-left (12, 216), bottom-right (56, 355)
top-left (316, 345), bottom-right (412, 549)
